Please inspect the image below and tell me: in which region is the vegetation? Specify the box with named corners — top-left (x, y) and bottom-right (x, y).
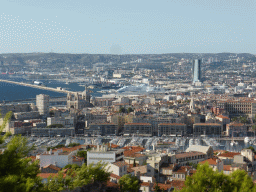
top-left (127, 107), bottom-right (134, 113)
top-left (46, 124), bottom-right (64, 128)
top-left (0, 111), bottom-right (44, 192)
top-left (49, 110), bottom-right (54, 117)
top-left (119, 174), bottom-right (140, 192)
top-left (68, 142), bottom-right (80, 147)
top-left (119, 107), bottom-right (126, 113)
top-left (45, 162), bottom-right (110, 192)
top-left (77, 150), bottom-right (88, 164)
top-left (176, 163), bottom-right (255, 192)
top-left (47, 144), bottom-right (65, 151)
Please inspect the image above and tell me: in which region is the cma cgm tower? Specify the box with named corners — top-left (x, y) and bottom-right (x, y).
top-left (192, 59), bottom-right (201, 84)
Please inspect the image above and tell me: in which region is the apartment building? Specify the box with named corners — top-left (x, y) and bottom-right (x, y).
top-left (123, 123), bottom-right (152, 136)
top-left (158, 123), bottom-right (187, 136)
top-left (217, 99), bottom-right (256, 118)
top-left (193, 123), bottom-right (222, 136)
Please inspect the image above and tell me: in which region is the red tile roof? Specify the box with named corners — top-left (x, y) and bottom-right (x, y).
top-left (112, 161), bottom-right (126, 167)
top-left (223, 165), bottom-right (231, 171)
top-left (218, 152), bottom-right (240, 158)
top-left (43, 164), bottom-right (61, 171)
top-left (199, 158), bottom-right (220, 165)
top-left (154, 180), bottom-right (185, 191)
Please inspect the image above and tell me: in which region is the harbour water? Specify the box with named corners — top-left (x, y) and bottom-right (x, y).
top-left (0, 75), bottom-right (103, 102)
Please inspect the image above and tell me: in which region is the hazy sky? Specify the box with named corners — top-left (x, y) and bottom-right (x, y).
top-left (0, 0), bottom-right (255, 54)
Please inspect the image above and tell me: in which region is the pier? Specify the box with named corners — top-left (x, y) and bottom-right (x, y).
top-left (0, 79), bottom-right (77, 94)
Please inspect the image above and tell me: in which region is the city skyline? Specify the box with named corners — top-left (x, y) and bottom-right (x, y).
top-left (0, 0), bottom-right (255, 54)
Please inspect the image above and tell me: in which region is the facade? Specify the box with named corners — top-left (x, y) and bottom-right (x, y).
top-left (193, 123), bottom-right (222, 136)
top-left (107, 161), bottom-right (127, 177)
top-left (175, 151), bottom-right (207, 165)
top-left (192, 59), bottom-right (201, 84)
top-left (36, 94), bottom-right (50, 116)
top-left (158, 123), bottom-right (187, 136)
top-left (47, 116), bottom-right (75, 128)
top-left (217, 100), bottom-right (256, 118)
top-left (67, 87), bottom-right (91, 110)
top-left (31, 128), bottom-right (75, 137)
top-left (87, 145), bottom-right (124, 165)
top-left (85, 123), bottom-right (117, 136)
top-left (39, 149), bottom-right (74, 168)
top-left (226, 123), bottom-right (247, 137)
top-left (123, 123), bottom-right (152, 136)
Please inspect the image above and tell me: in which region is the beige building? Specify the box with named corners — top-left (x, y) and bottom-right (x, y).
top-left (36, 94), bottom-right (49, 116)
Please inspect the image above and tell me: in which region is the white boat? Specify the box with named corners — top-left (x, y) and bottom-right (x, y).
top-left (244, 137), bottom-right (250, 143)
top-left (33, 80), bottom-right (43, 85)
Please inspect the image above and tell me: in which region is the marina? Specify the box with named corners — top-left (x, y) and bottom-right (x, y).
top-left (2, 136), bottom-right (255, 153)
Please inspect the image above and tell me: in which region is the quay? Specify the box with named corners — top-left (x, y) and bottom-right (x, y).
top-left (0, 79), bottom-right (77, 94)
top-left (219, 137), bottom-right (254, 141)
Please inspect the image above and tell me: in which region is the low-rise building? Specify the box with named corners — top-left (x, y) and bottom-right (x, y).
top-left (175, 151), bottom-right (207, 166)
top-left (87, 145), bottom-right (124, 165)
top-left (39, 149), bottom-right (75, 168)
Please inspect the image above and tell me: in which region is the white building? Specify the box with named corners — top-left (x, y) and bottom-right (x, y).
top-left (39, 149), bottom-right (76, 168)
top-left (87, 145), bottom-right (124, 165)
top-left (107, 161), bottom-right (127, 177)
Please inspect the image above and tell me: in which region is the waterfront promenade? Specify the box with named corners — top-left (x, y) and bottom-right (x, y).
top-left (0, 79), bottom-right (77, 94)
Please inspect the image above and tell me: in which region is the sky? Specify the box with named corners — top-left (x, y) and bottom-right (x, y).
top-left (0, 0), bottom-right (255, 54)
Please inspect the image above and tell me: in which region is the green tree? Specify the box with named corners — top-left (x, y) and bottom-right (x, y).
top-left (73, 162), bottom-right (110, 188)
top-left (46, 124), bottom-right (64, 128)
top-left (119, 107), bottom-right (126, 113)
top-left (77, 150), bottom-right (88, 164)
top-left (0, 111), bottom-right (44, 192)
top-left (45, 169), bottom-right (76, 192)
top-left (154, 182), bottom-right (161, 192)
top-left (127, 107), bottom-right (134, 113)
top-left (177, 163), bottom-right (255, 192)
top-left (119, 174), bottom-right (140, 192)
top-left (68, 142), bottom-right (80, 147)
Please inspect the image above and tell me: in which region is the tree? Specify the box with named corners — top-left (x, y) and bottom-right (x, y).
top-left (119, 107), bottom-right (126, 113)
top-left (119, 174), bottom-right (140, 192)
top-left (46, 124), bottom-right (64, 128)
top-left (72, 162), bottom-right (110, 188)
top-left (77, 150), bottom-right (88, 164)
top-left (154, 182), bottom-right (161, 192)
top-left (0, 111), bottom-right (44, 192)
top-left (177, 163), bottom-right (256, 192)
top-left (49, 110), bottom-right (54, 117)
top-left (127, 107), bottom-right (134, 113)
top-left (246, 146), bottom-right (255, 153)
top-left (68, 143), bottom-right (80, 147)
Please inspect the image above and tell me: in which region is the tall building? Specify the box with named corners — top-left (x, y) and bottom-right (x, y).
top-left (36, 94), bottom-right (49, 116)
top-left (192, 59), bottom-right (201, 84)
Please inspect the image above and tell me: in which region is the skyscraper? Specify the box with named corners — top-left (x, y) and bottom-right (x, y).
top-left (192, 59), bottom-right (201, 84)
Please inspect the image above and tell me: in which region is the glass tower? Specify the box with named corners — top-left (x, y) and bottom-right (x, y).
top-left (192, 59), bottom-right (201, 84)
